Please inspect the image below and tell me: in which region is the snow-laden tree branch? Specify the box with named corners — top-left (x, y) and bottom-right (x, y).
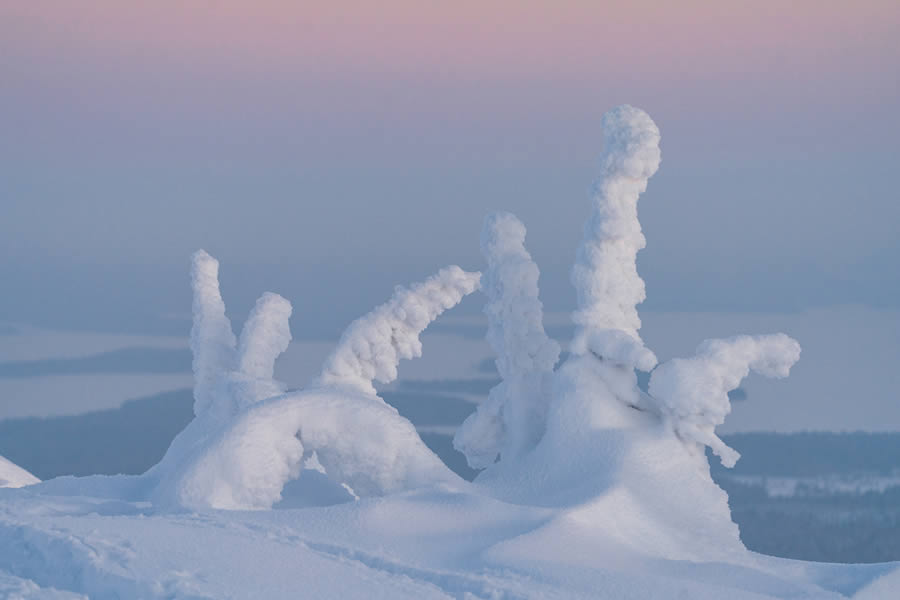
top-left (190, 250), bottom-right (238, 417)
top-left (237, 292), bottom-right (293, 381)
top-left (189, 250), bottom-right (293, 418)
top-left (649, 334), bottom-right (801, 467)
top-left (569, 105), bottom-right (660, 371)
top-left (155, 257), bottom-right (472, 510)
top-left (315, 266), bottom-right (481, 395)
top-left (454, 212), bottom-right (559, 468)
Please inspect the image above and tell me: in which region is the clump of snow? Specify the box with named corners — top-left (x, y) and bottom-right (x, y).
top-left (0, 455), bottom-right (39, 488)
top-left (315, 266), bottom-right (481, 395)
top-left (569, 104), bottom-right (659, 371)
top-left (648, 334), bottom-right (801, 467)
top-left (454, 212), bottom-right (560, 468)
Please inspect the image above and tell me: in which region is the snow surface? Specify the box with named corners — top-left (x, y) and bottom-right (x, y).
top-left (1, 105), bottom-right (896, 599)
top-left (0, 456), bottom-right (39, 489)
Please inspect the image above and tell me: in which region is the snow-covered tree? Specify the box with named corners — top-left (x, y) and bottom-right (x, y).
top-left (569, 104), bottom-right (660, 372)
top-left (454, 212), bottom-right (559, 468)
top-left (189, 250), bottom-right (293, 419)
top-left (153, 259), bottom-right (479, 509)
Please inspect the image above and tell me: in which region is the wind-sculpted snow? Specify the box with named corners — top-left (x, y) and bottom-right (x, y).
top-left (649, 334), bottom-right (801, 467)
top-left (455, 212), bottom-right (560, 468)
top-left (569, 105), bottom-right (659, 371)
top-left (237, 292), bottom-right (293, 382)
top-left (0, 455), bottom-right (39, 488)
top-left (166, 389), bottom-right (459, 510)
top-left (315, 266), bottom-right (481, 395)
top-left (190, 250), bottom-right (238, 417)
top-left (0, 105), bottom-right (847, 599)
top-left (469, 106), bottom-right (801, 564)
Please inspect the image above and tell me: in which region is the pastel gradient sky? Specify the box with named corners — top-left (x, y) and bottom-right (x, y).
top-left (2, 1), bottom-right (899, 336)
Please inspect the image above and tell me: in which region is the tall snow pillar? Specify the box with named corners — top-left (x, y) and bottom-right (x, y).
top-left (569, 105), bottom-right (660, 372)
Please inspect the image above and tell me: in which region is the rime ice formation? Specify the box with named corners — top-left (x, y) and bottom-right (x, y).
top-left (316, 266), bottom-right (481, 395)
top-left (570, 104), bottom-right (659, 372)
top-left (237, 292), bottom-right (293, 382)
top-left (0, 105), bottom-right (856, 600)
top-left (190, 250), bottom-right (238, 418)
top-left (649, 334), bottom-right (801, 467)
top-left (469, 106), bottom-right (800, 562)
top-left (153, 259), bottom-right (478, 509)
top-left (0, 455), bottom-right (39, 488)
top-left (454, 212), bottom-right (560, 468)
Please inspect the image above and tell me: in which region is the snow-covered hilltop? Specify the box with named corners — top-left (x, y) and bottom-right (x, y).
top-left (0, 105), bottom-right (896, 599)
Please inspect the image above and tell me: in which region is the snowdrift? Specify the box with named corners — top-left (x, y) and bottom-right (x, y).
top-left (1, 105), bottom-right (895, 599)
top-left (0, 455), bottom-right (39, 489)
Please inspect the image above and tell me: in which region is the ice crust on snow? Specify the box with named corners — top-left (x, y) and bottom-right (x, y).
top-left (454, 212), bottom-right (560, 469)
top-left (0, 105), bottom-right (847, 600)
top-left (0, 455), bottom-right (39, 488)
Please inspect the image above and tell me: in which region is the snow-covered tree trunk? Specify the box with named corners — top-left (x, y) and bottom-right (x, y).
top-left (454, 212), bottom-right (559, 468)
top-left (190, 250), bottom-right (238, 417)
top-left (569, 105), bottom-right (660, 372)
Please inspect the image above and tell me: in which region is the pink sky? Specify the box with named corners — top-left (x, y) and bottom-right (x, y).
top-left (5, 1), bottom-right (898, 84)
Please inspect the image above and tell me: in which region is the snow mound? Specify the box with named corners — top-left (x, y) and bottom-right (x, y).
top-left (466, 105), bottom-right (800, 562)
top-left (570, 104), bottom-right (659, 370)
top-left (0, 105), bottom-right (851, 600)
top-left (0, 455), bottom-right (39, 489)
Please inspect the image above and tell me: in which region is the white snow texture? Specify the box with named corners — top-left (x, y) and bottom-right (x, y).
top-left (0, 105), bottom-right (849, 600)
top-left (570, 104), bottom-right (660, 372)
top-left (0, 455), bottom-right (39, 488)
top-left (649, 334), bottom-right (802, 467)
top-left (316, 266), bottom-right (481, 395)
top-left (150, 257), bottom-right (478, 509)
top-left (454, 212), bottom-right (560, 468)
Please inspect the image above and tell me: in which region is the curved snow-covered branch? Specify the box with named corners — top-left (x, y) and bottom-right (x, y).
top-left (162, 388), bottom-right (459, 510)
top-left (190, 250), bottom-right (237, 417)
top-left (315, 266), bottom-right (481, 395)
top-left (570, 105), bottom-right (660, 371)
top-left (648, 333), bottom-right (801, 467)
top-left (455, 212), bottom-right (559, 468)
